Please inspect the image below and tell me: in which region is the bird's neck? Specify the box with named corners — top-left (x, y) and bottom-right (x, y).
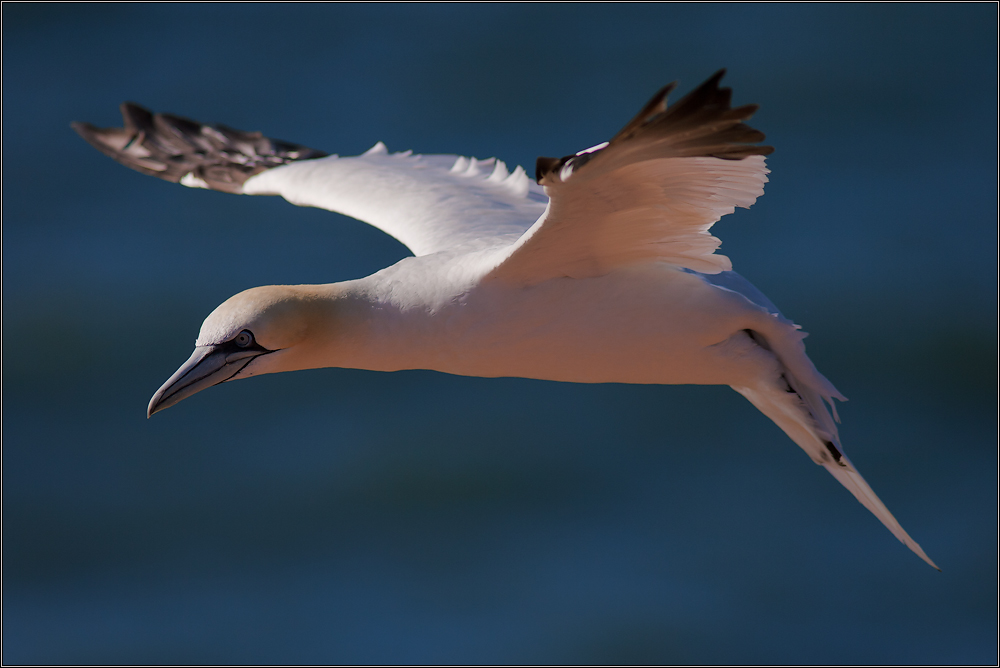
top-left (275, 276), bottom-right (471, 376)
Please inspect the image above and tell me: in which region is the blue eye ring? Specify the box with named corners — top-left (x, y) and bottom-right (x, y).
top-left (234, 330), bottom-right (253, 348)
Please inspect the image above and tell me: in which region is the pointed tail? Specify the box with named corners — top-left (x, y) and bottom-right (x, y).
top-left (733, 368), bottom-right (939, 570)
top-left (821, 457), bottom-right (939, 570)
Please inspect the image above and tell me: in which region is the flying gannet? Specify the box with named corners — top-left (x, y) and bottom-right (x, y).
top-left (72, 70), bottom-right (938, 569)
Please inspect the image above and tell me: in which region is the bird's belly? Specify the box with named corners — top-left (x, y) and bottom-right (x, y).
top-left (428, 266), bottom-right (768, 386)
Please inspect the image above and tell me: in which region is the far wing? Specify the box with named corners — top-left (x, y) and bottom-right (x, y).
top-left (73, 104), bottom-right (547, 256)
top-left (489, 70), bottom-right (773, 284)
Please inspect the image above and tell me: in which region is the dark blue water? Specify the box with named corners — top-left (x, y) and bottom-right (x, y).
top-left (3, 4), bottom-right (996, 663)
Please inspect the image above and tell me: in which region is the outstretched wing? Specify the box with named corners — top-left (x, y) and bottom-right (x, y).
top-left (72, 104), bottom-right (547, 256)
top-left (489, 70), bottom-right (773, 284)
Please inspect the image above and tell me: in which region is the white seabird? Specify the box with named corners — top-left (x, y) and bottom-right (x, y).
top-left (73, 70), bottom-right (938, 569)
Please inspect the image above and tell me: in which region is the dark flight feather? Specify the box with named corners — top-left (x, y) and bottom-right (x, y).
top-left (72, 103), bottom-right (327, 194)
top-left (536, 69), bottom-right (773, 186)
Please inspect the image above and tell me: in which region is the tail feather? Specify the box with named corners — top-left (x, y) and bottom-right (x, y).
top-left (733, 373), bottom-right (939, 570)
top-left (823, 459), bottom-right (940, 570)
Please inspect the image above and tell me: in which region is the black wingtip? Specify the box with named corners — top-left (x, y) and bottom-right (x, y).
top-left (609, 80), bottom-right (678, 144)
top-left (73, 102), bottom-right (329, 192)
top-left (541, 69), bottom-right (771, 183)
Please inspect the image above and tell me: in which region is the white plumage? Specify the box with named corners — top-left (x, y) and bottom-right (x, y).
top-left (72, 70), bottom-right (938, 569)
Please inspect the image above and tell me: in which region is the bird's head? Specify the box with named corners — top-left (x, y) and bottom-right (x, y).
top-left (147, 284), bottom-right (341, 417)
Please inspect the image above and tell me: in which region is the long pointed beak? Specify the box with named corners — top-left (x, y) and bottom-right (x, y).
top-left (147, 344), bottom-right (263, 417)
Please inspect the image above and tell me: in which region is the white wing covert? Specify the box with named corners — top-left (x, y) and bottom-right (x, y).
top-left (489, 70), bottom-right (774, 285)
top-left (72, 104), bottom-right (547, 257)
top-left (244, 146), bottom-right (547, 256)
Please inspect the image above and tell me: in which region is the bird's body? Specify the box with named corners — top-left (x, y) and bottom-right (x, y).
top-left (243, 261), bottom-right (771, 386)
top-left (73, 71), bottom-right (939, 569)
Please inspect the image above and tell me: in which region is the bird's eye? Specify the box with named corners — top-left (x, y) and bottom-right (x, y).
top-left (234, 330), bottom-right (253, 348)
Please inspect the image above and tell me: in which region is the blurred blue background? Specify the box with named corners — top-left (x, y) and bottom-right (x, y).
top-left (3, 4), bottom-right (996, 664)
